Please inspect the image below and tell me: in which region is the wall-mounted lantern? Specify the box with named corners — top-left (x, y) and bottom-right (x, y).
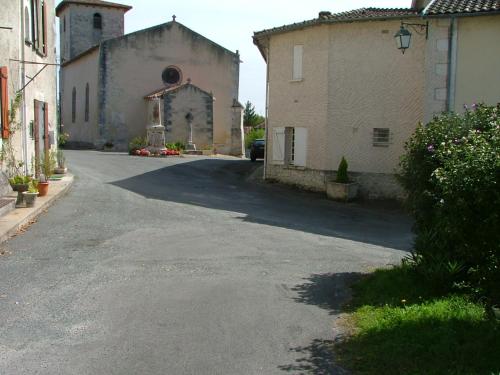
top-left (394, 21), bottom-right (429, 54)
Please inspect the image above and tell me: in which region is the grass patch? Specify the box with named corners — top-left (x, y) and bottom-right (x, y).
top-left (336, 267), bottom-right (500, 375)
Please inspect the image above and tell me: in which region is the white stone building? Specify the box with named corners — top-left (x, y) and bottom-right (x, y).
top-left (0, 0), bottom-right (58, 186)
top-left (57, 0), bottom-right (244, 155)
top-left (253, 0), bottom-right (500, 199)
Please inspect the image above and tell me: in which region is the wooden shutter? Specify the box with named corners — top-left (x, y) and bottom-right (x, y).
top-left (42, 0), bottom-right (47, 55)
top-left (293, 127), bottom-right (308, 167)
top-left (272, 127), bottom-right (285, 164)
top-left (1, 67), bottom-right (9, 139)
top-left (293, 45), bottom-right (303, 80)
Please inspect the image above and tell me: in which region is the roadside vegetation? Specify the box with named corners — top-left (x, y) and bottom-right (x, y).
top-left (337, 104), bottom-right (500, 374)
top-left (245, 128), bottom-right (265, 149)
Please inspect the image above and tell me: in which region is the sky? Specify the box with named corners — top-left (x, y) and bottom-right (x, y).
top-left (56, 0), bottom-right (411, 114)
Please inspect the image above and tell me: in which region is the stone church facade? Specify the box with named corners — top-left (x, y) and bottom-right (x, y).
top-left (57, 0), bottom-right (244, 155)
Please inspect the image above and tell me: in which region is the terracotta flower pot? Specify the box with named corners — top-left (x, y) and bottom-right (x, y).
top-left (38, 182), bottom-right (49, 197)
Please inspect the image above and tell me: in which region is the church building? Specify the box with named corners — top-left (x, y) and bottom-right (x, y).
top-left (57, 0), bottom-right (244, 155)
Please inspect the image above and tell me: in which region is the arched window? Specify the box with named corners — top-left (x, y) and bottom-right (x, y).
top-left (24, 6), bottom-right (31, 43)
top-left (93, 13), bottom-right (102, 29)
top-left (85, 83), bottom-right (89, 122)
top-left (72, 87), bottom-right (76, 123)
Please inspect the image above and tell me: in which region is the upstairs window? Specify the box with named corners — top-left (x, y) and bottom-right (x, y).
top-left (72, 87), bottom-right (76, 123)
top-left (25, 6), bottom-right (32, 44)
top-left (31, 0), bottom-right (47, 56)
top-left (292, 45), bottom-right (303, 81)
top-left (85, 83), bottom-right (89, 122)
top-left (93, 13), bottom-right (102, 29)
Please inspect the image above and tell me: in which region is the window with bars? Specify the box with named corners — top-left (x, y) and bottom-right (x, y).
top-left (93, 13), bottom-right (102, 29)
top-left (372, 128), bottom-right (391, 147)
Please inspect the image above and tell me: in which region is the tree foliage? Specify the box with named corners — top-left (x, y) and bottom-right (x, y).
top-left (243, 100), bottom-right (264, 127)
top-left (398, 104), bottom-right (500, 302)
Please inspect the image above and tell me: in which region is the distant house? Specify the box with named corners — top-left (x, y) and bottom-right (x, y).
top-left (57, 0), bottom-right (244, 156)
top-left (0, 0), bottom-right (58, 185)
top-left (253, 0), bottom-right (500, 199)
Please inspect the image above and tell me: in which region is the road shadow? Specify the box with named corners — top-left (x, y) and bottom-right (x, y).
top-left (110, 158), bottom-right (412, 251)
top-left (279, 272), bottom-right (361, 374)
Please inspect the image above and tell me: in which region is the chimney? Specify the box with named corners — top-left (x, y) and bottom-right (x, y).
top-left (411, 0), bottom-right (432, 10)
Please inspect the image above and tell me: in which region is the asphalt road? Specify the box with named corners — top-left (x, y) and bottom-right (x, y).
top-left (0, 151), bottom-right (412, 375)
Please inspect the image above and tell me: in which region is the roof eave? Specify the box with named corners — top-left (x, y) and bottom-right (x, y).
top-left (56, 1), bottom-right (132, 17)
top-left (253, 14), bottom-right (421, 39)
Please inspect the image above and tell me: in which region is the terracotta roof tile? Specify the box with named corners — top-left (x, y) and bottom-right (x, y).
top-left (254, 8), bottom-right (418, 38)
top-left (424, 0), bottom-right (500, 15)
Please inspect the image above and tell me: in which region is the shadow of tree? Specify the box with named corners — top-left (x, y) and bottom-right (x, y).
top-left (278, 273), bottom-right (362, 374)
top-left (292, 273), bottom-right (361, 315)
top-left (278, 339), bottom-right (349, 375)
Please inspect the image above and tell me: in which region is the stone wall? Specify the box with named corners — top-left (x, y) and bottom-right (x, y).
top-left (265, 164), bottom-right (405, 200)
top-left (163, 84), bottom-right (213, 149)
top-left (58, 4), bottom-right (126, 62)
top-left (97, 21), bottom-right (242, 154)
top-left (0, 0), bottom-right (58, 174)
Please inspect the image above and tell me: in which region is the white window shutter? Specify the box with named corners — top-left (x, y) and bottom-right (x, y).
top-left (293, 127), bottom-right (308, 167)
top-left (293, 45), bottom-right (303, 80)
top-left (272, 127), bottom-right (285, 164)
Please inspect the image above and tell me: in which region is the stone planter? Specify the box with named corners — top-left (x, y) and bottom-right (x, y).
top-left (22, 191), bottom-right (38, 208)
top-left (492, 306), bottom-right (500, 320)
top-left (326, 181), bottom-right (359, 201)
top-left (11, 183), bottom-right (30, 207)
top-left (54, 167), bottom-right (67, 175)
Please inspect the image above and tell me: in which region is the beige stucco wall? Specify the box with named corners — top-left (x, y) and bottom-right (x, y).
top-left (99, 22), bottom-right (241, 154)
top-left (454, 15), bottom-right (500, 112)
top-left (326, 19), bottom-right (425, 175)
top-left (0, 0), bottom-right (57, 175)
top-left (264, 19), bottom-right (425, 177)
top-left (60, 48), bottom-right (99, 146)
top-left (265, 24), bottom-right (330, 171)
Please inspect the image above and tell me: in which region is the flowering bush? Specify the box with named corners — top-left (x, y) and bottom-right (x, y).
top-left (398, 104), bottom-right (500, 301)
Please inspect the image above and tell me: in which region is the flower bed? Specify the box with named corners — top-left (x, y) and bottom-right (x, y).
top-left (131, 148), bottom-right (181, 157)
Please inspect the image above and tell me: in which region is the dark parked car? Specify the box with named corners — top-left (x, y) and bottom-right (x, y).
top-left (250, 138), bottom-right (265, 161)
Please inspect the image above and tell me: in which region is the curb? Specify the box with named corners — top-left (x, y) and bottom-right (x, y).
top-left (0, 175), bottom-right (74, 244)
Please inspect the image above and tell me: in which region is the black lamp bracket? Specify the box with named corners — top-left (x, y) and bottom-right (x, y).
top-left (401, 21), bottom-right (429, 39)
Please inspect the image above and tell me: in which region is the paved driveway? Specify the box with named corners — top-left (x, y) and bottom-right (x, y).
top-left (0, 151), bottom-right (412, 374)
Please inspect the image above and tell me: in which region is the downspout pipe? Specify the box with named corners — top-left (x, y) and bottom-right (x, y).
top-left (19, 0), bottom-right (28, 175)
top-left (263, 37), bottom-right (270, 180)
top-left (447, 17), bottom-right (458, 112)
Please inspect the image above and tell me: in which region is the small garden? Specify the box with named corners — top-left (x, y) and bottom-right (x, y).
top-left (128, 137), bottom-right (183, 157)
top-left (336, 104), bottom-right (500, 374)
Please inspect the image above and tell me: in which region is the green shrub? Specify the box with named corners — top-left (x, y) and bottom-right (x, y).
top-left (245, 128), bottom-right (265, 149)
top-left (336, 156), bottom-right (349, 183)
top-left (166, 142), bottom-right (185, 151)
top-left (128, 137), bottom-right (147, 153)
top-left (398, 104), bottom-right (500, 302)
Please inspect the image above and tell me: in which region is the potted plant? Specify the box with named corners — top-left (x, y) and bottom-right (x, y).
top-left (38, 151), bottom-right (56, 197)
top-left (326, 157), bottom-right (359, 201)
top-left (54, 149), bottom-right (67, 174)
top-left (22, 180), bottom-right (39, 208)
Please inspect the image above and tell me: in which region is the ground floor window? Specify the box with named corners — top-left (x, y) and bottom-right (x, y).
top-left (272, 126), bottom-right (307, 167)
